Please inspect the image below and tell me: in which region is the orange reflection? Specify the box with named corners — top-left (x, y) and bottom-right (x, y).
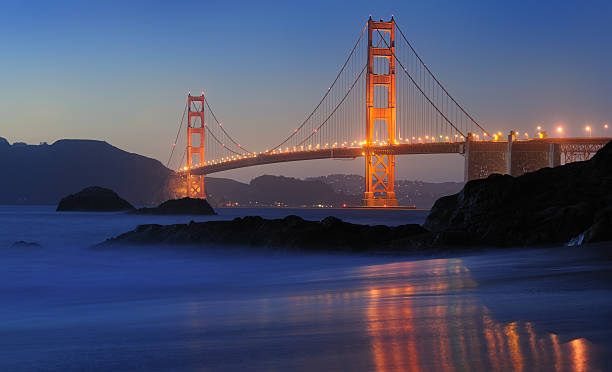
top-left (356, 259), bottom-right (601, 372)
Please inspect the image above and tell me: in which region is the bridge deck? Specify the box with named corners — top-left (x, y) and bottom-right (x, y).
top-left (185, 138), bottom-right (611, 175)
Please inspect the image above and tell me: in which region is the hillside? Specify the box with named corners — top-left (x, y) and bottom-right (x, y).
top-left (309, 174), bottom-right (463, 208)
top-left (205, 175), bottom-right (358, 207)
top-left (0, 138), bottom-right (172, 205)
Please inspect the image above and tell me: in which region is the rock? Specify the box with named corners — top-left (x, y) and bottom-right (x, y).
top-left (57, 186), bottom-right (135, 212)
top-left (97, 215), bottom-right (429, 252)
top-left (11, 241), bottom-right (41, 248)
top-left (131, 197), bottom-right (216, 215)
top-left (568, 207), bottom-right (612, 246)
top-left (425, 140), bottom-right (612, 246)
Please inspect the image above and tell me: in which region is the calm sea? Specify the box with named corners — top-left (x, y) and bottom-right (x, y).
top-left (1, 206), bottom-right (610, 371)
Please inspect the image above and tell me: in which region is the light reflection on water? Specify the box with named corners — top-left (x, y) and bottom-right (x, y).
top-left (272, 259), bottom-right (602, 372)
top-left (357, 259), bottom-right (599, 372)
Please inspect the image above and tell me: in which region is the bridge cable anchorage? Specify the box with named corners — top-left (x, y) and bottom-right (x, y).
top-left (203, 96), bottom-right (253, 154)
top-left (296, 63), bottom-right (367, 148)
top-left (375, 29), bottom-right (466, 137)
top-left (271, 22), bottom-right (368, 152)
top-left (166, 100), bottom-right (189, 168)
top-left (395, 22), bottom-right (488, 135)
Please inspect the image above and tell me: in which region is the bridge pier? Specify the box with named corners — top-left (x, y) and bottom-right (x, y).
top-left (186, 94), bottom-right (206, 199)
top-left (464, 131), bottom-right (564, 181)
top-left (363, 17), bottom-right (398, 207)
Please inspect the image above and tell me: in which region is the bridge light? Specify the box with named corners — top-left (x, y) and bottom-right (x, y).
top-left (556, 126), bottom-right (563, 135)
top-left (585, 126), bottom-right (591, 137)
top-left (536, 126), bottom-right (542, 131)
top-left (604, 123), bottom-right (609, 129)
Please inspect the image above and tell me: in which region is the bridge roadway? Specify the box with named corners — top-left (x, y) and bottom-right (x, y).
top-left (186, 137), bottom-right (611, 176)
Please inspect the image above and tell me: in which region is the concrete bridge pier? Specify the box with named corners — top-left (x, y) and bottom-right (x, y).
top-left (463, 131), bottom-right (562, 182)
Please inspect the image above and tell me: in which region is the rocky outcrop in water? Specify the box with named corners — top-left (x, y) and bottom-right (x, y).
top-left (131, 197), bottom-right (216, 215)
top-left (11, 241), bottom-right (41, 248)
top-left (57, 187), bottom-right (135, 212)
top-left (98, 215), bottom-right (428, 252)
top-left (425, 141), bottom-right (612, 246)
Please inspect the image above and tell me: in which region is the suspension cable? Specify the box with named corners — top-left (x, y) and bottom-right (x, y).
top-left (204, 124), bottom-right (244, 157)
top-left (203, 96), bottom-right (252, 154)
top-left (166, 100), bottom-right (188, 167)
top-left (296, 64), bottom-right (367, 147)
top-left (271, 22), bottom-right (368, 151)
top-left (395, 22), bottom-right (487, 134)
top-left (375, 29), bottom-right (466, 136)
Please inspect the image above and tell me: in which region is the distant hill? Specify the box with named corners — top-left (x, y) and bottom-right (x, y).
top-left (205, 175), bottom-right (359, 207)
top-left (308, 174), bottom-right (464, 209)
top-left (0, 138), bottom-right (172, 205)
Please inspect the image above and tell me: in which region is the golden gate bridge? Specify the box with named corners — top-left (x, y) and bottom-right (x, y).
top-left (166, 17), bottom-right (610, 207)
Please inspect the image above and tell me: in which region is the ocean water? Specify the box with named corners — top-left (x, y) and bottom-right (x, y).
top-left (1, 206), bottom-right (611, 371)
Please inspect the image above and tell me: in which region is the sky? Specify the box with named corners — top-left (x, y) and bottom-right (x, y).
top-left (1, 0), bottom-right (611, 182)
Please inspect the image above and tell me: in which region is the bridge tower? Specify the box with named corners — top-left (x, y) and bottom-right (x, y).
top-left (186, 93), bottom-right (206, 199)
top-left (364, 17), bottom-right (398, 207)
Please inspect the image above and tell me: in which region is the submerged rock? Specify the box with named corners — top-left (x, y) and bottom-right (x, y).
top-left (425, 140), bottom-right (612, 246)
top-left (57, 187), bottom-right (135, 212)
top-left (11, 241), bottom-right (41, 248)
top-left (131, 197), bottom-right (216, 215)
top-left (97, 215), bottom-right (428, 252)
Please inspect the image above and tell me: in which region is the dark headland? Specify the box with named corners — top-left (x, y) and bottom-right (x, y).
top-left (98, 141), bottom-right (612, 252)
top-left (57, 187), bottom-right (135, 212)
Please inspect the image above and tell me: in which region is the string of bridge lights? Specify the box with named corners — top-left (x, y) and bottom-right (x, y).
top-left (178, 121), bottom-right (609, 169)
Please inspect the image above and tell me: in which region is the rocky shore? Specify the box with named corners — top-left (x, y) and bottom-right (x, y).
top-left (98, 215), bottom-right (429, 252)
top-left (131, 197), bottom-right (216, 215)
top-left (98, 141), bottom-right (612, 252)
top-left (425, 140), bottom-right (612, 246)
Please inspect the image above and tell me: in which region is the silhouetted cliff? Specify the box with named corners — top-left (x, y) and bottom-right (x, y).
top-left (0, 138), bottom-right (172, 206)
top-left (425, 140), bottom-right (612, 246)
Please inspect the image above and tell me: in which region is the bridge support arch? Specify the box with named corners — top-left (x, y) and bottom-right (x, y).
top-left (364, 17), bottom-right (398, 207)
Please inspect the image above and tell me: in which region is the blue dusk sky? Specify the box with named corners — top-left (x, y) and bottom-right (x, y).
top-left (1, 0), bottom-right (611, 182)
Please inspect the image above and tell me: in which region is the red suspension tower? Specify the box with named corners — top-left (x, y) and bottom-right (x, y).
top-left (364, 17), bottom-right (398, 207)
top-left (186, 93), bottom-right (206, 199)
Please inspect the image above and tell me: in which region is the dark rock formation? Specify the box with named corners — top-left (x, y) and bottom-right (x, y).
top-left (568, 207), bottom-right (612, 246)
top-left (98, 215), bottom-right (429, 252)
top-left (57, 187), bottom-right (135, 212)
top-left (11, 241), bottom-right (41, 248)
top-left (132, 197), bottom-right (216, 215)
top-left (425, 140), bottom-right (612, 246)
